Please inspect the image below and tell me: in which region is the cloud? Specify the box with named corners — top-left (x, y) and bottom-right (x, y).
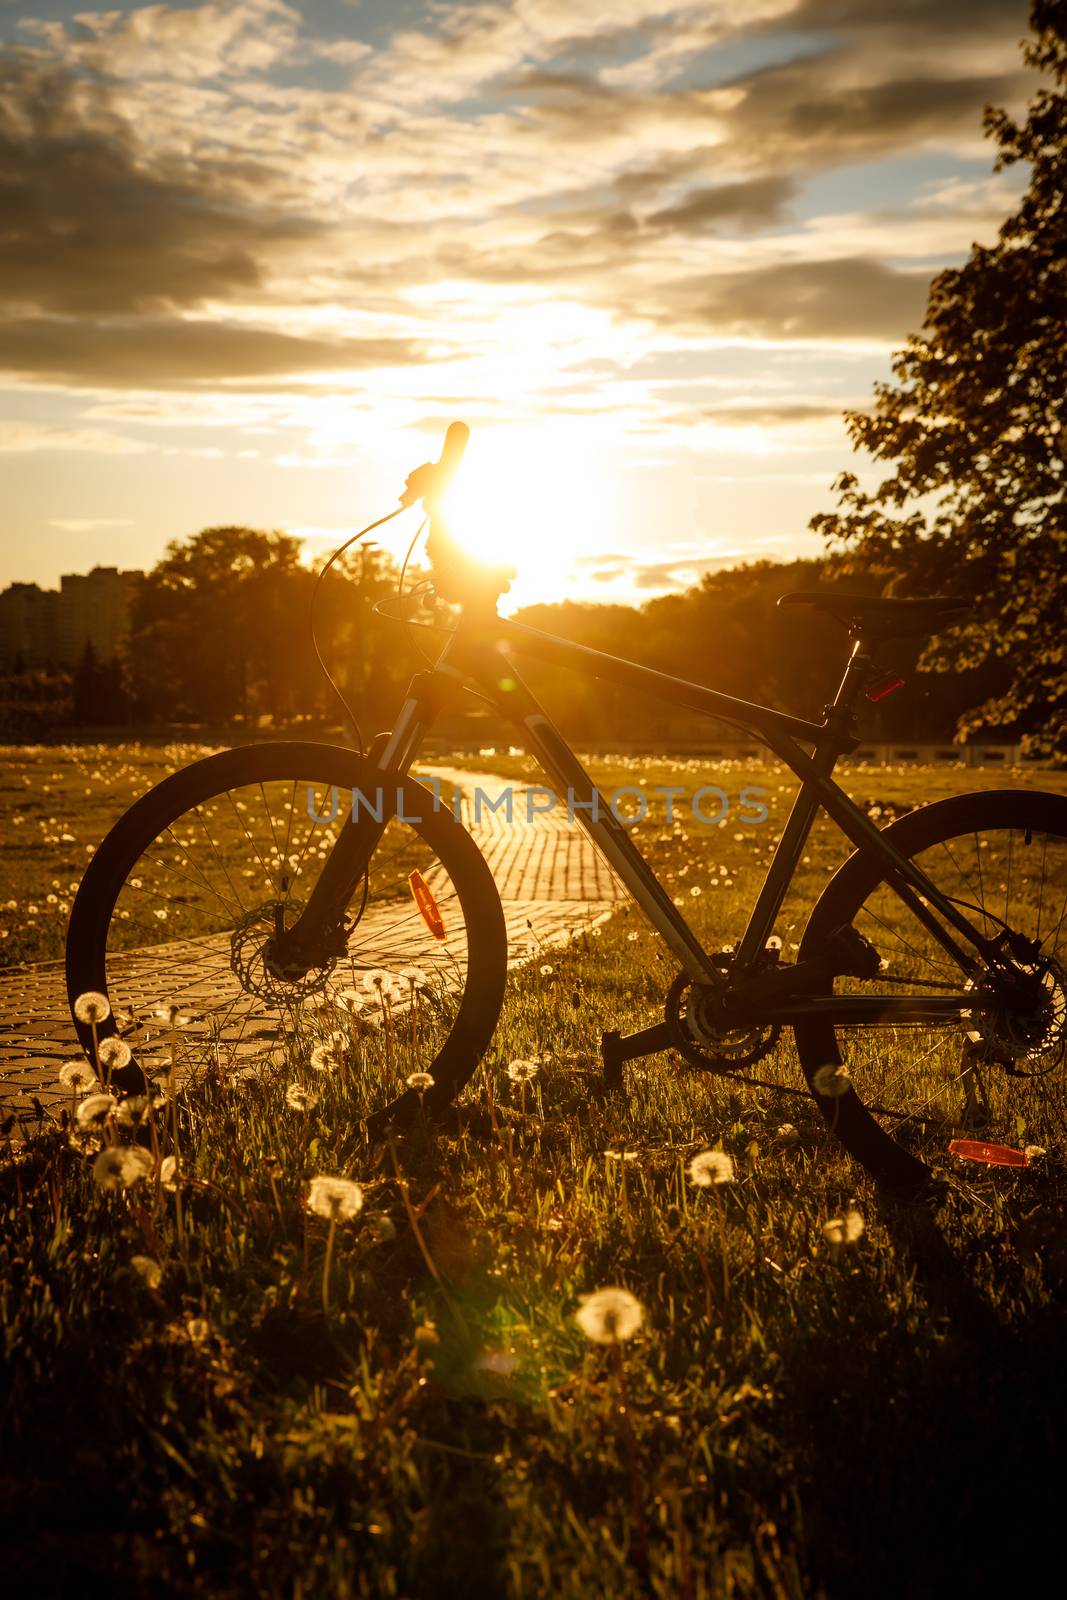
top-left (49, 518), bottom-right (136, 531)
top-left (19, 0), bottom-right (303, 82)
top-left (645, 175), bottom-right (795, 233)
top-left (645, 256), bottom-right (930, 342)
top-left (0, 317), bottom-right (428, 387)
top-left (0, 421), bottom-right (151, 454)
top-left (0, 53), bottom-right (319, 318)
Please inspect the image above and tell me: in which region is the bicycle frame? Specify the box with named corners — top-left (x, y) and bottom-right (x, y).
top-left (283, 605), bottom-right (1005, 1028)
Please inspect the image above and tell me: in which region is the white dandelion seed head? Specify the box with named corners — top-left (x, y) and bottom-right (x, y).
top-left (115, 1094), bottom-right (158, 1127)
top-left (575, 1287), bottom-right (645, 1345)
top-left (812, 1064), bottom-right (851, 1099)
top-left (76, 1091), bottom-right (118, 1128)
top-left (539, 964), bottom-right (555, 976)
top-left (159, 1154), bottom-right (179, 1189)
top-left (370, 1214), bottom-right (397, 1243)
top-left (405, 1071), bottom-right (435, 1092)
top-left (335, 988), bottom-right (366, 1014)
top-left (154, 1002), bottom-right (188, 1028)
top-left (307, 1174), bottom-right (364, 1222)
top-left (74, 990), bottom-right (111, 1025)
top-left (362, 968), bottom-right (398, 997)
top-left (506, 1059), bottom-right (540, 1084)
top-left (131, 1255), bottom-right (162, 1289)
top-left (776, 1123), bottom-right (800, 1144)
top-left (97, 1036), bottom-right (133, 1071)
top-left (688, 1149), bottom-right (736, 1187)
top-left (397, 966), bottom-right (429, 990)
top-left (285, 1083), bottom-right (318, 1112)
top-left (59, 1060), bottom-right (98, 1092)
top-left (92, 1144), bottom-right (153, 1190)
top-left (823, 1209), bottom-right (865, 1246)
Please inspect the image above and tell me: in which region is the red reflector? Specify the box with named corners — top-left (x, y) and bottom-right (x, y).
top-left (948, 1139), bottom-right (1029, 1168)
top-left (408, 869), bottom-right (446, 940)
top-left (866, 673), bottom-right (907, 702)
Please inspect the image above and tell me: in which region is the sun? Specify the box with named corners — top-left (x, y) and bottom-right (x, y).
top-left (435, 427), bottom-right (612, 611)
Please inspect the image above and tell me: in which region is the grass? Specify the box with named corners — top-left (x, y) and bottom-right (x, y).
top-left (2, 742), bottom-right (1067, 1596)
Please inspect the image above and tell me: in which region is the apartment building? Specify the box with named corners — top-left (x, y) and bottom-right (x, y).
top-left (0, 566), bottom-right (143, 668)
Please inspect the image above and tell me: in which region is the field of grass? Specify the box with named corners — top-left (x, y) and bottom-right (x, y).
top-left (2, 741), bottom-right (1067, 1596)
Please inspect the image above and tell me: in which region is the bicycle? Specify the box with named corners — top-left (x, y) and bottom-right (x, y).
top-left (66, 423), bottom-right (1067, 1193)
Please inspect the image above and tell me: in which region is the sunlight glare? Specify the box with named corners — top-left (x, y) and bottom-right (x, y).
top-left (437, 429), bottom-right (615, 611)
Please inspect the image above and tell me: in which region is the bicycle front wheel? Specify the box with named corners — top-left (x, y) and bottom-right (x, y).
top-left (66, 742), bottom-right (507, 1124)
top-left (794, 789), bottom-right (1067, 1192)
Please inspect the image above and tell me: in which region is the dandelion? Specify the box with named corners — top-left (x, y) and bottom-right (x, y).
top-left (823, 1210), bottom-right (865, 1246)
top-left (92, 1145), bottom-right (153, 1190)
top-left (1024, 1144), bottom-right (1047, 1161)
top-left (506, 1059), bottom-right (540, 1084)
top-left (74, 990), bottom-right (110, 1025)
top-left (98, 1035), bottom-right (132, 1073)
top-left (575, 1287), bottom-right (645, 1345)
top-left (812, 1064), bottom-right (851, 1098)
top-left (370, 1214), bottom-right (397, 1244)
top-left (688, 1149), bottom-right (736, 1187)
top-left (308, 1174), bottom-right (364, 1222)
top-left (627, 931), bottom-right (639, 942)
top-left (362, 968), bottom-right (398, 999)
top-left (286, 1083), bottom-right (318, 1112)
top-left (405, 1071), bottom-right (435, 1094)
top-left (159, 1154), bottom-right (178, 1189)
top-left (539, 964), bottom-right (555, 976)
top-left (335, 988), bottom-right (365, 1014)
top-left (397, 966), bottom-right (429, 991)
top-left (131, 1255), bottom-right (162, 1289)
top-left (154, 1002), bottom-right (188, 1027)
top-left (116, 1094), bottom-right (159, 1128)
top-left (77, 1092), bottom-right (118, 1128)
top-left (307, 1175), bottom-right (365, 1318)
top-left (776, 1122), bottom-right (800, 1144)
top-left (309, 1034), bottom-right (346, 1072)
top-left (58, 1060), bottom-right (97, 1092)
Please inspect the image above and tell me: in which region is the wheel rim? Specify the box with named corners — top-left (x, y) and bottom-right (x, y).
top-left (68, 757), bottom-right (489, 1120)
top-left (801, 814), bottom-right (1067, 1177)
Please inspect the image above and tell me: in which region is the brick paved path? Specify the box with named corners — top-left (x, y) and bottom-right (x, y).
top-left (1, 767), bottom-right (626, 1125)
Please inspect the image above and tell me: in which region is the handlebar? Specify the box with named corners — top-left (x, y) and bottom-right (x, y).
top-left (399, 421), bottom-right (514, 609)
top-left (398, 421), bottom-right (470, 511)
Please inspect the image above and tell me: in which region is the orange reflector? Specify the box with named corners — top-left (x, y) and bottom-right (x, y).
top-left (948, 1139), bottom-right (1029, 1168)
top-left (409, 870), bottom-right (446, 940)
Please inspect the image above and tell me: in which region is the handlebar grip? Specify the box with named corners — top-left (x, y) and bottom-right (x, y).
top-left (399, 421), bottom-right (469, 509)
top-left (437, 420), bottom-right (469, 479)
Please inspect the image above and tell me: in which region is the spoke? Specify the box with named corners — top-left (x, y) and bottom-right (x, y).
top-left (193, 804), bottom-right (247, 914)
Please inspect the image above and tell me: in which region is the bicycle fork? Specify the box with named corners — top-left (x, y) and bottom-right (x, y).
top-left (265, 673), bottom-right (447, 976)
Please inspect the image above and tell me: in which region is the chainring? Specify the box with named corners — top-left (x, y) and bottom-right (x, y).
top-left (665, 960), bottom-right (781, 1073)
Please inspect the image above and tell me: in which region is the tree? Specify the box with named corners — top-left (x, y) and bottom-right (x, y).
top-left (126, 525), bottom-right (410, 728)
top-left (811, 0), bottom-right (1066, 757)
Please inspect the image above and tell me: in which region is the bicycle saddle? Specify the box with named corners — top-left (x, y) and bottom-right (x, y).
top-left (777, 591), bottom-right (971, 638)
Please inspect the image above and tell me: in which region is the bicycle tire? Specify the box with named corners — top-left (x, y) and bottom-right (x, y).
top-left (65, 742), bottom-right (508, 1123)
top-left (793, 788), bottom-right (1067, 1192)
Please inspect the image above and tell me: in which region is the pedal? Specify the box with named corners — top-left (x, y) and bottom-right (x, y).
top-left (600, 1022), bottom-right (673, 1091)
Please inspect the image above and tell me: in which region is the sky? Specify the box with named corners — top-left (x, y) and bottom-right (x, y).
top-left (0, 0), bottom-right (1036, 610)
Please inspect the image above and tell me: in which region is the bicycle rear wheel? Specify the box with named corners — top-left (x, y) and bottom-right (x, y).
top-left (794, 789), bottom-right (1067, 1192)
top-left (65, 742), bottom-right (507, 1124)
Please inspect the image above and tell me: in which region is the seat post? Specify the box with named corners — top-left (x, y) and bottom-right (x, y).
top-left (832, 636), bottom-right (873, 715)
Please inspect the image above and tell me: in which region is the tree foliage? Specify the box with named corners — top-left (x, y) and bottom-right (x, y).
top-left (811, 0), bottom-right (1066, 755)
top-left (126, 526), bottom-right (409, 728)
